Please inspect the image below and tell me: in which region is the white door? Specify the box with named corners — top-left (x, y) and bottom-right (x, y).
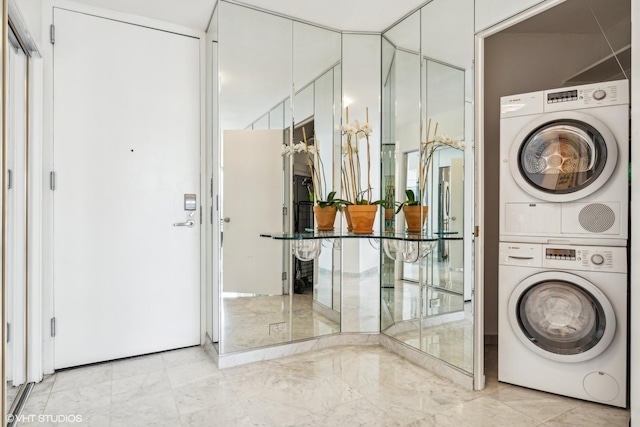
top-left (53, 9), bottom-right (201, 369)
top-left (222, 130), bottom-right (283, 295)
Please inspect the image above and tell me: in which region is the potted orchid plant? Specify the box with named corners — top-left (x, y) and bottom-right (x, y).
top-left (399, 119), bottom-right (465, 233)
top-left (282, 128), bottom-right (345, 231)
top-left (338, 107), bottom-right (383, 234)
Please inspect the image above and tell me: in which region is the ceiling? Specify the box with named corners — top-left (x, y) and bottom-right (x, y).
top-left (226, 0), bottom-right (427, 32)
top-left (65, 0), bottom-right (428, 32)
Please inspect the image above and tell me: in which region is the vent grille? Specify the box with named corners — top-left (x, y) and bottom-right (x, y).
top-left (578, 203), bottom-right (615, 233)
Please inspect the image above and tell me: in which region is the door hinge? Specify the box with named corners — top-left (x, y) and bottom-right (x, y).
top-left (7, 169), bottom-right (11, 190)
top-left (50, 171), bottom-right (56, 190)
top-left (210, 206), bottom-right (213, 224)
top-left (283, 207), bottom-right (288, 216)
top-left (200, 206), bottom-right (203, 225)
top-left (282, 272), bottom-right (287, 280)
top-left (474, 225), bottom-right (479, 237)
top-left (6, 323), bottom-right (10, 343)
top-left (50, 24), bottom-right (55, 44)
top-left (209, 178), bottom-right (213, 197)
top-left (51, 317), bottom-right (56, 337)
top-left (216, 195), bottom-right (219, 211)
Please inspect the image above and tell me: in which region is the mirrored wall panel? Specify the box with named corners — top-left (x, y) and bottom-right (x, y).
top-left (380, 9), bottom-right (421, 337)
top-left (217, 1), bottom-right (342, 354)
top-left (5, 21), bottom-right (30, 417)
top-left (381, 0), bottom-right (474, 374)
top-left (292, 21), bottom-right (342, 337)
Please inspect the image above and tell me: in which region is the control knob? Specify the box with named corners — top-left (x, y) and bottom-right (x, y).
top-left (593, 89), bottom-right (607, 101)
top-left (591, 254), bottom-right (605, 265)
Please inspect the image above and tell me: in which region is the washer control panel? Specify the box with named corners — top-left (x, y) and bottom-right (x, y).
top-left (543, 80), bottom-right (628, 112)
top-left (543, 244), bottom-right (627, 273)
top-left (545, 247), bottom-right (576, 261)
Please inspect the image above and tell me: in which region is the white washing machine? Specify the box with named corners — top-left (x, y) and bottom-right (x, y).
top-left (500, 80), bottom-right (629, 245)
top-left (498, 242), bottom-right (627, 408)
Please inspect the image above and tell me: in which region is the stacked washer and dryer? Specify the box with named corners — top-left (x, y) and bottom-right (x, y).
top-left (498, 80), bottom-right (629, 408)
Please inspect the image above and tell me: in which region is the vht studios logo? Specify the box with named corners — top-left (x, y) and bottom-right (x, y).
top-left (7, 414), bottom-right (83, 423)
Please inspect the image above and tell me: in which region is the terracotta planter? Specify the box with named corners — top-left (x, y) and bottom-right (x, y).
top-left (403, 205), bottom-right (429, 233)
top-left (313, 206), bottom-right (337, 231)
top-left (384, 208), bottom-right (394, 221)
top-left (347, 205), bottom-right (378, 234)
top-left (342, 207), bottom-right (353, 231)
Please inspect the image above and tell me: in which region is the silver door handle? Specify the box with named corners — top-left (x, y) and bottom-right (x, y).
top-left (173, 220), bottom-right (195, 228)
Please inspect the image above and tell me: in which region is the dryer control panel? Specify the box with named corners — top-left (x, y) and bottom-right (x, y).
top-left (542, 244), bottom-right (627, 274)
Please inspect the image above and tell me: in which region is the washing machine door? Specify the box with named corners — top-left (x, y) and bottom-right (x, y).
top-left (509, 111), bottom-right (617, 202)
top-left (508, 271), bottom-right (616, 363)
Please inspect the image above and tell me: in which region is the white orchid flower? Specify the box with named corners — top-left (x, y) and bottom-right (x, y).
top-left (281, 144), bottom-right (292, 156)
top-left (360, 122), bottom-right (372, 136)
top-left (307, 145), bottom-right (318, 154)
top-left (435, 135), bottom-right (451, 144)
top-left (293, 142), bottom-right (307, 153)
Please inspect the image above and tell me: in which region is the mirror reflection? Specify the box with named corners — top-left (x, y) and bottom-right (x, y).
top-left (380, 0), bottom-right (474, 373)
top-left (5, 22), bottom-right (29, 416)
top-left (380, 9), bottom-right (421, 337)
top-left (292, 21), bottom-right (342, 340)
top-left (217, 2), bottom-right (342, 354)
top-left (218, 2), bottom-right (292, 354)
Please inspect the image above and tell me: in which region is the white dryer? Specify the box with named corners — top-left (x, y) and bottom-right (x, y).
top-left (500, 80), bottom-right (629, 245)
top-left (498, 242), bottom-right (627, 408)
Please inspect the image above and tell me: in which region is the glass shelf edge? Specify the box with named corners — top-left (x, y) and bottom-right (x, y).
top-left (260, 231), bottom-right (444, 242)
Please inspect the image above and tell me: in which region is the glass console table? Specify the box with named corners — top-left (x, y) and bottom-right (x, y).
top-left (260, 231), bottom-right (462, 262)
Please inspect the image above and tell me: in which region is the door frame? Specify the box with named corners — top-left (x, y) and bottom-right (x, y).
top-left (39, 0), bottom-right (207, 374)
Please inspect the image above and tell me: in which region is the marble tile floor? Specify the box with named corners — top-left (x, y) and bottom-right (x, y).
top-left (221, 269), bottom-right (382, 354)
top-left (390, 316), bottom-right (473, 373)
top-left (221, 292), bottom-right (340, 354)
top-left (17, 344), bottom-right (630, 426)
top-left (382, 279), bottom-right (473, 372)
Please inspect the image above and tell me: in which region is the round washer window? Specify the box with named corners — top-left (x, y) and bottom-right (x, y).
top-left (517, 280), bottom-right (606, 355)
top-left (518, 120), bottom-right (607, 194)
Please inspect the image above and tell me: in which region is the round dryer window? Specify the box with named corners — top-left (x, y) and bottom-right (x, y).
top-left (509, 111), bottom-right (618, 202)
top-left (507, 271), bottom-right (616, 363)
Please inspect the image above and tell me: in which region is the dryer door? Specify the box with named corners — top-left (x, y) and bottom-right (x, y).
top-left (507, 271), bottom-right (616, 363)
top-left (509, 111), bottom-right (617, 202)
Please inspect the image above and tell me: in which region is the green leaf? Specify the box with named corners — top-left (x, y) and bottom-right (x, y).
top-left (405, 189), bottom-right (416, 202)
top-left (394, 190), bottom-right (420, 213)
